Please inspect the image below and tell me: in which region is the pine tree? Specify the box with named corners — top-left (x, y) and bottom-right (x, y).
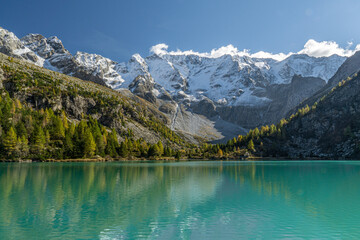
top-left (253, 128), bottom-right (260, 139)
top-left (31, 125), bottom-right (46, 155)
top-left (43, 109), bottom-right (51, 127)
top-left (148, 144), bottom-right (160, 157)
top-left (157, 141), bottom-right (164, 156)
top-left (175, 151), bottom-right (181, 160)
top-left (218, 149), bottom-right (223, 157)
top-left (52, 116), bottom-right (65, 140)
top-left (45, 130), bottom-right (50, 145)
top-left (15, 136), bottom-right (29, 159)
top-left (63, 131), bottom-right (74, 158)
top-left (61, 110), bottom-right (69, 129)
top-left (269, 124), bottom-right (277, 136)
top-left (105, 129), bottom-right (119, 157)
top-left (119, 142), bottom-right (128, 157)
top-left (15, 122), bottom-right (27, 138)
top-left (3, 127), bottom-right (17, 157)
top-left (83, 129), bottom-right (96, 157)
top-left (247, 139), bottom-right (255, 152)
top-left (164, 147), bottom-right (172, 157)
top-left (91, 124), bottom-right (104, 156)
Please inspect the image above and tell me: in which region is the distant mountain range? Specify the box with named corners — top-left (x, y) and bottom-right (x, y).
top-left (1, 26), bottom-right (359, 144)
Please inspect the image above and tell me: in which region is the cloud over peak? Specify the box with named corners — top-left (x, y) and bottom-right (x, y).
top-left (299, 39), bottom-right (357, 58)
top-left (150, 43), bottom-right (169, 56)
top-left (150, 39), bottom-right (360, 61)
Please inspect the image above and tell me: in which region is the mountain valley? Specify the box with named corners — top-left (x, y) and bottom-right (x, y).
top-left (1, 26), bottom-right (360, 159)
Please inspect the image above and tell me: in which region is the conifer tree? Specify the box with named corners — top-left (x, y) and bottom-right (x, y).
top-left (52, 116), bottom-right (65, 140)
top-left (148, 144), bottom-right (160, 157)
top-left (63, 131), bottom-right (74, 158)
top-left (175, 151), bottom-right (181, 160)
top-left (44, 130), bottom-right (50, 145)
top-left (61, 110), bottom-right (69, 129)
top-left (157, 141), bottom-right (164, 156)
top-left (83, 129), bottom-right (96, 157)
top-left (31, 125), bottom-right (46, 155)
top-left (247, 139), bottom-right (255, 152)
top-left (15, 122), bottom-right (27, 138)
top-left (3, 127), bottom-right (17, 157)
top-left (106, 129), bottom-right (119, 157)
top-left (119, 142), bottom-right (128, 157)
top-left (16, 136), bottom-right (29, 159)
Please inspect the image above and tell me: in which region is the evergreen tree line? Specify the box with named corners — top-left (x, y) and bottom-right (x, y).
top-left (194, 119), bottom-right (289, 158)
top-left (0, 91), bottom-right (179, 160)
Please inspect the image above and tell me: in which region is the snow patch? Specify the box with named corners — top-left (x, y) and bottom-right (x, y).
top-left (13, 47), bottom-right (31, 55)
top-left (152, 89), bottom-right (160, 97)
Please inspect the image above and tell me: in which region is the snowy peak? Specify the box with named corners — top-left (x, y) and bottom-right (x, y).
top-left (21, 34), bottom-right (54, 58)
top-left (73, 51), bottom-right (125, 88)
top-left (128, 53), bottom-right (149, 74)
top-left (0, 27), bottom-right (24, 51)
top-left (0, 26), bottom-right (352, 108)
top-left (118, 48), bottom-right (346, 107)
top-left (1, 26), bottom-right (359, 140)
top-left (0, 28), bottom-right (43, 65)
top-left (47, 36), bottom-right (69, 54)
top-left (74, 51), bottom-right (115, 68)
top-left (21, 33), bottom-right (70, 58)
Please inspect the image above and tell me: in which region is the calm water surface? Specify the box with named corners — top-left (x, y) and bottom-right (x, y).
top-left (0, 161), bottom-right (360, 239)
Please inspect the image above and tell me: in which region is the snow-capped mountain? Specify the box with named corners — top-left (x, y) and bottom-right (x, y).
top-left (0, 26), bottom-right (355, 142)
top-left (114, 50), bottom-right (346, 107)
top-left (0, 27), bottom-right (347, 107)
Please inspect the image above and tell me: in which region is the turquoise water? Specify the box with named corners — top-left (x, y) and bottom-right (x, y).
top-left (0, 161), bottom-right (360, 239)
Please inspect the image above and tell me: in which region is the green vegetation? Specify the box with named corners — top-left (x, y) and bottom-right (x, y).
top-left (0, 55), bottom-right (188, 161)
top-left (218, 71), bottom-right (360, 158)
top-left (0, 55), bottom-right (268, 161)
top-left (0, 89), bottom-right (186, 160)
top-left (4, 53), bottom-right (359, 161)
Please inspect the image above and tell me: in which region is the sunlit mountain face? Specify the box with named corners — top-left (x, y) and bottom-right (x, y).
top-left (0, 26), bottom-right (356, 142)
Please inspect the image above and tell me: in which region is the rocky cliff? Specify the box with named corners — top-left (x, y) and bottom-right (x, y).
top-left (260, 72), bottom-right (360, 158)
top-left (0, 53), bottom-right (186, 147)
top-left (0, 26), bottom-right (352, 142)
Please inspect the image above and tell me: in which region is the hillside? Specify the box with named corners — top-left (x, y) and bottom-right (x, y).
top-left (220, 71), bottom-right (360, 159)
top-left (0, 26), bottom-right (349, 142)
top-left (0, 53), bottom-right (188, 160)
top-left (274, 72), bottom-right (360, 158)
top-left (288, 51), bottom-right (360, 117)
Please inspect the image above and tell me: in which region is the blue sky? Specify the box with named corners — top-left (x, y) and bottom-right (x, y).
top-left (1, 0), bottom-right (360, 61)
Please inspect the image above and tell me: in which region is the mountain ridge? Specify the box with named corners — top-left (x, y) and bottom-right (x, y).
top-left (0, 26), bottom-right (356, 143)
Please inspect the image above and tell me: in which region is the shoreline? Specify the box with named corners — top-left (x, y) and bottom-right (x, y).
top-left (1, 156), bottom-right (360, 163)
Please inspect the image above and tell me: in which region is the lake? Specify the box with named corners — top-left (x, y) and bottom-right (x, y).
top-left (0, 161), bottom-right (360, 239)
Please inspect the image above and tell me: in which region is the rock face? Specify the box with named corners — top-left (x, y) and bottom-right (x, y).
top-left (191, 98), bottom-right (218, 118)
top-left (265, 73), bottom-right (360, 158)
top-left (0, 52), bottom-right (185, 146)
top-left (0, 26), bottom-right (351, 142)
top-left (0, 27), bottom-right (41, 64)
top-left (216, 75), bottom-right (326, 128)
top-left (289, 51), bottom-right (360, 116)
top-left (129, 75), bottom-right (158, 104)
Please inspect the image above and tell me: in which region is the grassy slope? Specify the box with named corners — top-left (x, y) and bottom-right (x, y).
top-left (0, 53), bottom-right (187, 148)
